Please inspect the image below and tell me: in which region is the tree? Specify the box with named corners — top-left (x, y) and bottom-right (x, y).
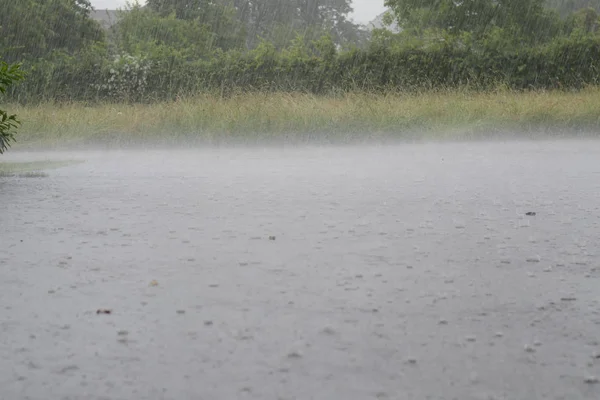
top-left (0, 62), bottom-right (24, 154)
top-left (564, 6), bottom-right (600, 34)
top-left (148, 0), bottom-right (223, 19)
top-left (0, 0), bottom-right (105, 62)
top-left (229, 0), bottom-right (364, 48)
top-left (383, 0), bottom-right (561, 43)
top-left (546, 0), bottom-right (600, 16)
top-left (145, 0), bottom-right (246, 51)
top-left (114, 4), bottom-right (229, 59)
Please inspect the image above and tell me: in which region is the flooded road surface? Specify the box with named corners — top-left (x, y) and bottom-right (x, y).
top-left (1, 140), bottom-right (600, 400)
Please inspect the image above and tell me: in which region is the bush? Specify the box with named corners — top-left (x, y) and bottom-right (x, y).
top-left (0, 61), bottom-right (24, 153)
top-left (6, 33), bottom-right (600, 104)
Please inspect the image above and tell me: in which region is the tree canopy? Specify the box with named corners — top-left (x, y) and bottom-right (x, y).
top-left (115, 2), bottom-right (245, 58)
top-left (546, 0), bottom-right (600, 16)
top-left (142, 0), bottom-right (364, 49)
top-left (383, 0), bottom-right (564, 43)
top-left (0, 0), bottom-right (104, 62)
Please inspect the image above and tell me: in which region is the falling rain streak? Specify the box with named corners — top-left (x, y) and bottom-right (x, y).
top-left (1, 1), bottom-right (600, 399)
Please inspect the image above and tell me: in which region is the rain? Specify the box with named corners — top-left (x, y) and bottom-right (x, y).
top-left (1, 1), bottom-right (600, 399)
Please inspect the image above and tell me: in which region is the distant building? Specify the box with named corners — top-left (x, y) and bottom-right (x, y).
top-left (90, 9), bottom-right (119, 30)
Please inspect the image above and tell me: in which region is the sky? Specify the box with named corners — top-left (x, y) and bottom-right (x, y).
top-left (90, 0), bottom-right (387, 24)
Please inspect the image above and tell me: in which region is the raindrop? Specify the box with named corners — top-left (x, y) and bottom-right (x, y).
top-left (524, 344), bottom-right (536, 353)
top-left (321, 327), bottom-right (336, 335)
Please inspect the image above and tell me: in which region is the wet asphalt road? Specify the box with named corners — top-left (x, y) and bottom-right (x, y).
top-left (1, 140), bottom-right (600, 400)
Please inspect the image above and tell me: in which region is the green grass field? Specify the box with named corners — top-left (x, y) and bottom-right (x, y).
top-left (8, 88), bottom-right (600, 149)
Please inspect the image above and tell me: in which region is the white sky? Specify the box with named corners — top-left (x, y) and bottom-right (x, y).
top-left (90, 0), bottom-right (387, 24)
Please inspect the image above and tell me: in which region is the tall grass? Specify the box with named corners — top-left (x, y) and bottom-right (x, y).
top-left (10, 88), bottom-right (600, 148)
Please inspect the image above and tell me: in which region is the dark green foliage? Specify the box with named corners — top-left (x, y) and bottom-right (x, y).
top-left (113, 4), bottom-right (241, 60)
top-left (2, 0), bottom-right (600, 105)
top-left (563, 7), bottom-right (600, 34)
top-left (546, 0), bottom-right (600, 16)
top-left (228, 0), bottom-right (364, 49)
top-left (9, 32), bottom-right (600, 103)
top-left (143, 0), bottom-right (364, 49)
top-left (144, 0), bottom-right (246, 51)
top-left (0, 62), bottom-right (24, 154)
top-left (0, 0), bottom-right (104, 62)
top-left (383, 0), bottom-right (564, 44)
